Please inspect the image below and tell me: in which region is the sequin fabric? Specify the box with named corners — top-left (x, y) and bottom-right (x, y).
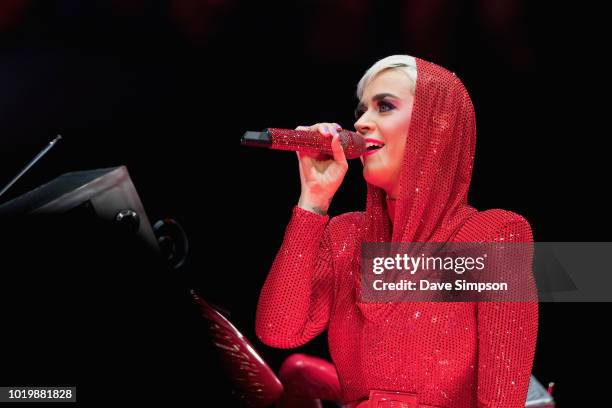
top-left (256, 58), bottom-right (538, 408)
top-left (268, 128), bottom-right (366, 160)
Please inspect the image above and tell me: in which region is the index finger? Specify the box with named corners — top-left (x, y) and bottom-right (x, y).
top-left (330, 133), bottom-right (348, 166)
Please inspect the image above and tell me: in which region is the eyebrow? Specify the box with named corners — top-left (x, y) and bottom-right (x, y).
top-left (356, 93), bottom-right (400, 111)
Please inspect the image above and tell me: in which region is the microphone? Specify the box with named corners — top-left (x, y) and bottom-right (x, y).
top-left (241, 128), bottom-right (366, 160)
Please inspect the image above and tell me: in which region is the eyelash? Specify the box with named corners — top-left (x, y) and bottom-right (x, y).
top-left (355, 101), bottom-right (395, 119)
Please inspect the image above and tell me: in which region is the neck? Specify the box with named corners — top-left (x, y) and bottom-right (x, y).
top-left (384, 183), bottom-right (400, 225)
top-left (386, 194), bottom-right (396, 224)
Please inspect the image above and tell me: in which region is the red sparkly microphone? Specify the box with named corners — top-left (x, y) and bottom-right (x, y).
top-left (241, 127), bottom-right (366, 160)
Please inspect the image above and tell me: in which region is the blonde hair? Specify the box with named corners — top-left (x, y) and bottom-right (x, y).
top-left (356, 55), bottom-right (418, 100)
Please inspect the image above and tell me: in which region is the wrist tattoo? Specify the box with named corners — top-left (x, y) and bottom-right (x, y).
top-left (310, 206), bottom-right (327, 216)
top-left (311, 198), bottom-right (331, 216)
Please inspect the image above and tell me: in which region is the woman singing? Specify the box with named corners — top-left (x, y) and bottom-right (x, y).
top-left (255, 55), bottom-right (538, 408)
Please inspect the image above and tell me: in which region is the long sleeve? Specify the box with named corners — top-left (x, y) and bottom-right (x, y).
top-left (255, 205), bottom-right (336, 349)
top-left (476, 215), bottom-right (539, 408)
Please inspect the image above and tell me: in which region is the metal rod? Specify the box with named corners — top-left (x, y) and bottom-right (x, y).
top-left (0, 135), bottom-right (63, 199)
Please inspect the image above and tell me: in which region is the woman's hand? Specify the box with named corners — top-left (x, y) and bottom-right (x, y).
top-left (295, 123), bottom-right (348, 216)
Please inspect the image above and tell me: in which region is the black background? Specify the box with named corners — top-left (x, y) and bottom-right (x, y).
top-left (0, 1), bottom-right (609, 406)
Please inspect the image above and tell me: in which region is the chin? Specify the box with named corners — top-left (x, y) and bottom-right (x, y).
top-left (363, 162), bottom-right (400, 193)
top-left (363, 168), bottom-right (389, 191)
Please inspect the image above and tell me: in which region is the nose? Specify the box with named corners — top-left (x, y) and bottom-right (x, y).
top-left (354, 114), bottom-right (375, 135)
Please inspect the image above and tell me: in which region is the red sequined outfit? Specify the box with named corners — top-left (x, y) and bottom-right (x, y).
top-left (256, 58), bottom-right (538, 408)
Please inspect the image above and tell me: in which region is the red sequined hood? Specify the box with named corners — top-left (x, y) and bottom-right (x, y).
top-left (363, 58), bottom-right (479, 244)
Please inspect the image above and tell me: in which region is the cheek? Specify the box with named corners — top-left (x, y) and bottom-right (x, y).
top-left (385, 132), bottom-right (408, 164)
top-left (384, 116), bottom-right (411, 158)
